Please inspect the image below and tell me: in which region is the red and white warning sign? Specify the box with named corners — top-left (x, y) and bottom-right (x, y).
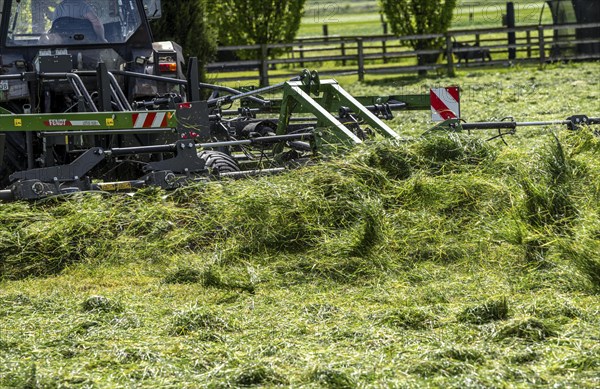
top-left (430, 87), bottom-right (460, 122)
top-left (132, 112), bottom-right (169, 128)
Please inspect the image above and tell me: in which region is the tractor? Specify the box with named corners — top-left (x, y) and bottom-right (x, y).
top-left (0, 0), bottom-right (192, 193)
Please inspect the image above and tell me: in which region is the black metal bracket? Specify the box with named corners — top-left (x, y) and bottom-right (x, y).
top-left (11, 178), bottom-right (92, 200)
top-left (143, 141), bottom-right (206, 174)
top-left (176, 101), bottom-right (210, 139)
top-left (186, 57), bottom-right (201, 102)
top-left (0, 134), bottom-right (5, 169)
top-left (9, 147), bottom-right (105, 182)
top-left (143, 170), bottom-right (193, 189)
top-left (97, 62), bottom-right (112, 111)
top-left (567, 115), bottom-right (590, 130)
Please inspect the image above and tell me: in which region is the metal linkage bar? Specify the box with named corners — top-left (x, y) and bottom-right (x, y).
top-left (206, 80), bottom-right (294, 107)
top-left (39, 128), bottom-right (175, 137)
top-left (324, 82), bottom-right (401, 140)
top-left (459, 116), bottom-right (600, 131)
top-left (39, 72), bottom-right (98, 112)
top-left (197, 133), bottom-right (314, 149)
top-left (107, 133), bottom-right (315, 157)
top-left (199, 82), bottom-right (271, 107)
top-left (278, 83), bottom-right (363, 146)
top-left (220, 168), bottom-right (286, 178)
top-left (111, 70), bottom-right (187, 85)
top-left (108, 72), bottom-right (133, 111)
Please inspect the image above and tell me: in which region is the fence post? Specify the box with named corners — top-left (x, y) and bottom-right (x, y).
top-left (382, 23), bottom-right (388, 64)
top-left (341, 40), bottom-right (346, 66)
top-left (357, 38), bottom-right (365, 82)
top-left (445, 34), bottom-right (455, 77)
top-left (260, 43), bottom-right (270, 87)
top-left (538, 26), bottom-right (546, 66)
top-left (506, 2), bottom-right (516, 60)
top-left (526, 30), bottom-right (532, 58)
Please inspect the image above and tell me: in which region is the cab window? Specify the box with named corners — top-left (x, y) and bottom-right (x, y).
top-left (6, 0), bottom-right (142, 46)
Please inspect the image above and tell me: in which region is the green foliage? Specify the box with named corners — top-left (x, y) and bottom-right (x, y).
top-left (150, 0), bottom-right (216, 80)
top-left (417, 132), bottom-right (496, 170)
top-left (211, 0), bottom-right (306, 45)
top-left (209, 0), bottom-right (306, 59)
top-left (379, 0), bottom-right (457, 68)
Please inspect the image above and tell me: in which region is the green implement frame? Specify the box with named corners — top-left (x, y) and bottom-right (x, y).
top-left (0, 111), bottom-right (177, 134)
top-left (277, 78), bottom-right (401, 146)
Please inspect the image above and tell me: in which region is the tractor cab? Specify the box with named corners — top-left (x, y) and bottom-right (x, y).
top-left (0, 0), bottom-right (184, 113)
top-left (4, 0), bottom-right (145, 46)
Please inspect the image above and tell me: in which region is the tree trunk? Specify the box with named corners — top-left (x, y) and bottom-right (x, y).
top-left (416, 40), bottom-right (439, 76)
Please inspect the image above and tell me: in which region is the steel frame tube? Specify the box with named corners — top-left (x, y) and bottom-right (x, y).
top-left (461, 119), bottom-right (600, 131)
top-left (197, 133), bottom-right (314, 149)
top-left (106, 133), bottom-right (313, 157)
top-left (40, 128), bottom-right (175, 137)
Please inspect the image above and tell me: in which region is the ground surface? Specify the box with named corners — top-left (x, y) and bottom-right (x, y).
top-left (1, 63), bottom-right (599, 388)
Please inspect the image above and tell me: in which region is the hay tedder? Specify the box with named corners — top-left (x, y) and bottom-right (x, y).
top-left (0, 0), bottom-right (598, 202)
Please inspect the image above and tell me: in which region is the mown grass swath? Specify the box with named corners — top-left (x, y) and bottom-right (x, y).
top-left (1, 64), bottom-right (599, 387)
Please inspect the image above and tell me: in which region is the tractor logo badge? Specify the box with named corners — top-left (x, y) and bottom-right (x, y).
top-left (44, 119), bottom-right (101, 126)
top-left (47, 119), bottom-right (68, 126)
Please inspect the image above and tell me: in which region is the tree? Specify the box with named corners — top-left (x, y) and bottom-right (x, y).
top-left (379, 0), bottom-right (456, 74)
top-left (209, 0), bottom-right (306, 54)
top-left (151, 0), bottom-right (216, 82)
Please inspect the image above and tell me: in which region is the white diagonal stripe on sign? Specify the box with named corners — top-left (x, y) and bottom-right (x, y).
top-left (151, 112), bottom-right (166, 128)
top-left (134, 112), bottom-right (148, 128)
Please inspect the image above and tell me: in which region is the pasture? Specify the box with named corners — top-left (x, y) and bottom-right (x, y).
top-left (299, 0), bottom-right (553, 37)
top-left (1, 62), bottom-right (599, 387)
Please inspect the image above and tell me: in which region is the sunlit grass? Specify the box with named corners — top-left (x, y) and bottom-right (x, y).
top-left (299, 0), bottom-right (552, 37)
top-left (1, 62), bottom-right (600, 388)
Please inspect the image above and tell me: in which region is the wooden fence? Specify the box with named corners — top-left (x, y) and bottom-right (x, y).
top-left (206, 22), bottom-right (600, 85)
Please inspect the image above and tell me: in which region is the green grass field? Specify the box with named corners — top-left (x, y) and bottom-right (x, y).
top-left (300, 0), bottom-right (553, 37)
top-left (210, 0), bottom-right (556, 85)
top-left (1, 62), bottom-right (599, 388)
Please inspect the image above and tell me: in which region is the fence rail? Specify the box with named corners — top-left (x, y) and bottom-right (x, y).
top-left (206, 23), bottom-right (600, 85)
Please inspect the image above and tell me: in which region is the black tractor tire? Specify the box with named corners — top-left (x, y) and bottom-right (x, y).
top-left (198, 150), bottom-right (240, 175)
top-left (0, 132), bottom-right (27, 189)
